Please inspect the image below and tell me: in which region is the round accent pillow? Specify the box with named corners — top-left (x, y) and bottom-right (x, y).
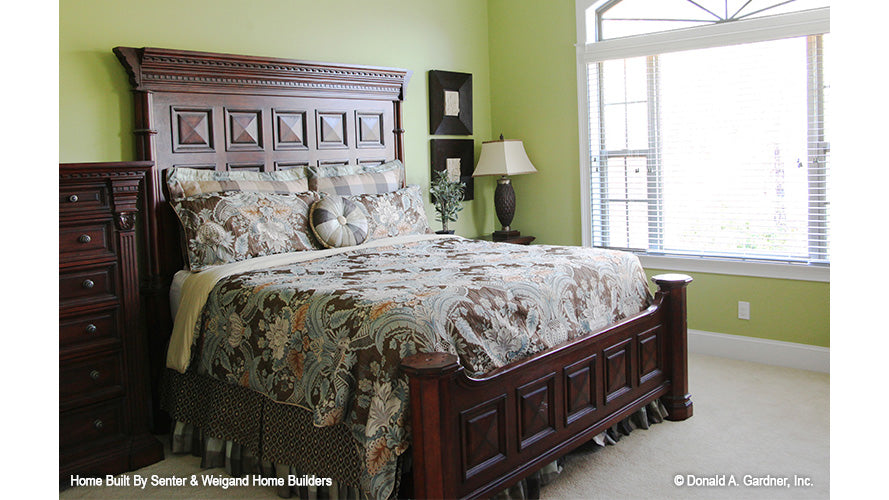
top-left (309, 196), bottom-right (369, 248)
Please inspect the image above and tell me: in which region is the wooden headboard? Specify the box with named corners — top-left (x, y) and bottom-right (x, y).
top-left (114, 46), bottom-right (411, 427)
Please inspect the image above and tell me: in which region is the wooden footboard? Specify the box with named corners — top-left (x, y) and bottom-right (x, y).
top-left (401, 274), bottom-right (693, 499)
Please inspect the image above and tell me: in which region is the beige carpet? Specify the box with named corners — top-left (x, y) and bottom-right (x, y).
top-left (543, 354), bottom-right (829, 499)
top-left (59, 353), bottom-right (829, 499)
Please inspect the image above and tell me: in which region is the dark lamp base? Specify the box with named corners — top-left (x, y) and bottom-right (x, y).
top-left (494, 177), bottom-right (516, 231)
top-left (493, 229), bottom-right (520, 242)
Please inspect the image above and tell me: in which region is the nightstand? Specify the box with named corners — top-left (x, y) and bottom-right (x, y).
top-left (475, 233), bottom-right (535, 245)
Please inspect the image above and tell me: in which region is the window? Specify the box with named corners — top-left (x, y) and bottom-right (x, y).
top-left (587, 0), bottom-right (829, 41)
top-left (576, 1), bottom-right (830, 279)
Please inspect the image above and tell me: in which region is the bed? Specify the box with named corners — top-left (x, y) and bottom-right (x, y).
top-left (114, 46), bottom-right (693, 499)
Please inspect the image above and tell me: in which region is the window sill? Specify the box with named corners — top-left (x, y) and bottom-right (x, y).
top-left (638, 254), bottom-right (829, 283)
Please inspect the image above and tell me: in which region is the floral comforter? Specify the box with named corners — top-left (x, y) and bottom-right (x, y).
top-left (187, 236), bottom-right (651, 498)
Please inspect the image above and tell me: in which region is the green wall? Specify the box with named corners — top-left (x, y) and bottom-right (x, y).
top-left (487, 0), bottom-right (582, 247)
top-left (59, 0), bottom-right (496, 238)
top-left (60, 0), bottom-right (829, 348)
top-left (486, 0), bottom-right (829, 348)
top-left (645, 269), bottom-right (829, 347)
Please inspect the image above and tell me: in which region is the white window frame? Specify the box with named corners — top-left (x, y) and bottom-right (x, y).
top-left (575, 1), bottom-right (830, 282)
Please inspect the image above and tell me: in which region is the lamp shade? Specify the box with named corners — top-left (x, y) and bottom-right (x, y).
top-left (472, 139), bottom-right (537, 177)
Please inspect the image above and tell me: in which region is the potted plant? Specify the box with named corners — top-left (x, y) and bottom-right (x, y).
top-left (429, 169), bottom-right (465, 234)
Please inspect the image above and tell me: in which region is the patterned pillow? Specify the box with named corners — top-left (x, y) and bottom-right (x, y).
top-left (309, 196), bottom-right (369, 248)
top-left (166, 166), bottom-right (311, 202)
top-left (171, 191), bottom-right (322, 271)
top-left (348, 185), bottom-right (432, 241)
top-left (309, 160), bottom-right (404, 196)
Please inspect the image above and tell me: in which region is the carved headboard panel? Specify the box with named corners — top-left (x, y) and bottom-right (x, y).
top-left (115, 47), bottom-right (411, 281)
top-left (114, 47), bottom-right (411, 426)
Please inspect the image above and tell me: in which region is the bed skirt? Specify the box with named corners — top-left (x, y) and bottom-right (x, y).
top-left (161, 369), bottom-right (667, 499)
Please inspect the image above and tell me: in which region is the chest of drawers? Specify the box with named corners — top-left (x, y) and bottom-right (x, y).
top-left (59, 162), bottom-right (163, 484)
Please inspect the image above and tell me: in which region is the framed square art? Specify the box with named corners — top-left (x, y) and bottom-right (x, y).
top-left (431, 139), bottom-right (474, 201)
top-left (428, 70), bottom-right (472, 135)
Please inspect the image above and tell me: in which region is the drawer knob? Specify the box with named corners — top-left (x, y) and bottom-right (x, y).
top-left (93, 419), bottom-right (104, 430)
top-left (81, 279), bottom-right (95, 289)
top-left (90, 370), bottom-right (100, 381)
top-left (85, 324), bottom-right (97, 334)
top-left (78, 234), bottom-right (92, 244)
top-left (68, 194), bottom-right (79, 203)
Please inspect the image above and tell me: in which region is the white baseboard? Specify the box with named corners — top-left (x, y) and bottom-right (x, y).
top-left (688, 329), bottom-right (829, 373)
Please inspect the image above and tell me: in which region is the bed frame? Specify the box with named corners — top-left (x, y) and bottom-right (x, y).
top-left (115, 46), bottom-right (692, 499)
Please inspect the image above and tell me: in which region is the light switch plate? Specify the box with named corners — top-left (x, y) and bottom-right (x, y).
top-left (738, 301), bottom-right (750, 320)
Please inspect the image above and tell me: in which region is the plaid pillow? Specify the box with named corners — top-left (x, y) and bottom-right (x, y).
top-left (166, 166), bottom-right (311, 202)
top-left (309, 160), bottom-right (404, 196)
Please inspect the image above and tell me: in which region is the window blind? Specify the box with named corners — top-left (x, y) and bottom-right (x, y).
top-left (587, 33), bottom-right (829, 264)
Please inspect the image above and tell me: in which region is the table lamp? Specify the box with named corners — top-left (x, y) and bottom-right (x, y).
top-left (472, 135), bottom-right (537, 241)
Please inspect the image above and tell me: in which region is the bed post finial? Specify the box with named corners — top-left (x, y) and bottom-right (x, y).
top-left (652, 274), bottom-right (694, 421)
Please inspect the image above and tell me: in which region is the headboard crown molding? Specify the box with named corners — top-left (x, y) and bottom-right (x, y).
top-left (113, 47), bottom-right (411, 100)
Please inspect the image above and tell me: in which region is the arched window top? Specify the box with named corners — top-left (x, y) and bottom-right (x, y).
top-left (586, 0), bottom-right (829, 42)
